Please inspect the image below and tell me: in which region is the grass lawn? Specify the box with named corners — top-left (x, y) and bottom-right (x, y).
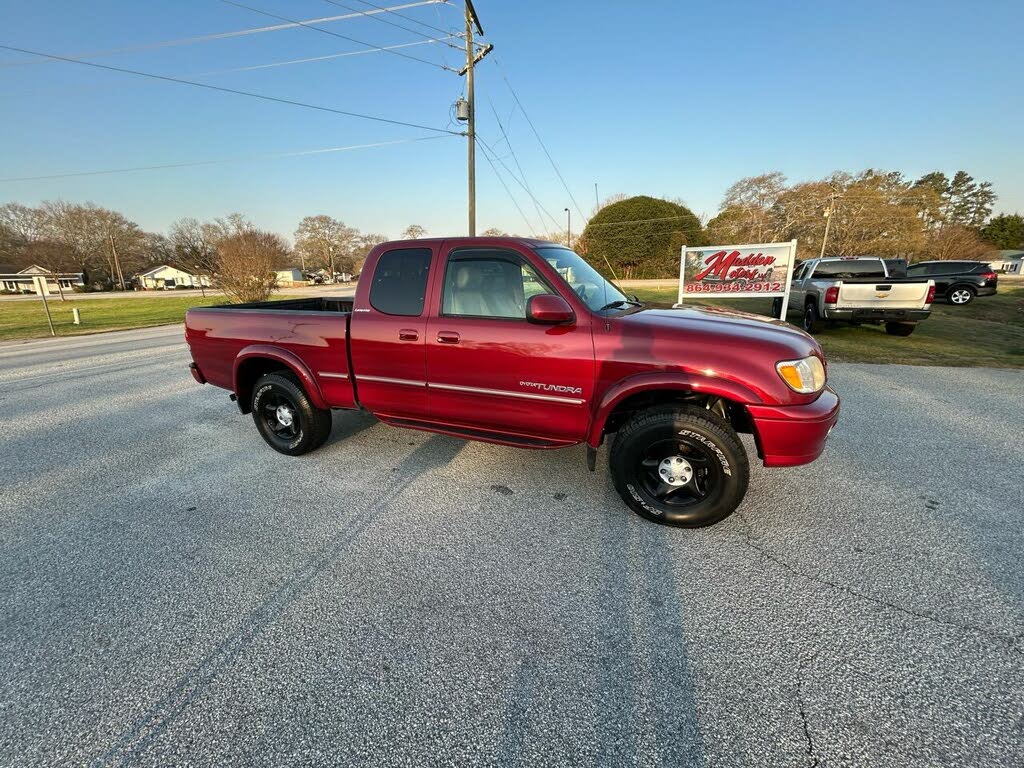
top-left (0, 295), bottom-right (236, 342)
top-left (629, 284), bottom-right (1024, 368)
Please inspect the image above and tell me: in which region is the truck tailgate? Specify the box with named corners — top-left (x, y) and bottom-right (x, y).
top-left (835, 281), bottom-right (932, 310)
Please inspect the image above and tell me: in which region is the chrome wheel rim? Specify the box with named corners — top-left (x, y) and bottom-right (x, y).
top-left (951, 290), bottom-right (971, 304)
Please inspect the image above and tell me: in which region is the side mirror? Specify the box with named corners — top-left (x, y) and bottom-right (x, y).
top-left (527, 294), bottom-right (575, 325)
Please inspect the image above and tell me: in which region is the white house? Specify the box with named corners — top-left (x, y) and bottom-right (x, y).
top-left (135, 265), bottom-right (211, 290)
top-left (0, 265), bottom-right (84, 295)
top-left (989, 250), bottom-right (1023, 275)
top-left (275, 268), bottom-right (306, 287)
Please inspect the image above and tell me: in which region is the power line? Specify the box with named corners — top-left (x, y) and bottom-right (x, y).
top-left (220, 0), bottom-right (453, 71)
top-left (0, 1), bottom-right (446, 67)
top-left (0, 43), bottom-right (461, 135)
top-left (475, 138), bottom-right (538, 237)
top-left (356, 0), bottom-right (456, 38)
top-left (492, 55), bottom-right (587, 224)
top-left (488, 98), bottom-right (547, 234)
top-left (476, 134), bottom-right (563, 231)
top-left (0, 136), bottom-right (452, 183)
top-left (586, 214), bottom-right (696, 228)
top-left (194, 37), bottom-right (456, 76)
top-left (319, 0), bottom-right (463, 51)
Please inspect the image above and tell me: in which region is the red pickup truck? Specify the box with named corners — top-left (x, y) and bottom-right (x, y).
top-left (186, 237), bottom-right (839, 527)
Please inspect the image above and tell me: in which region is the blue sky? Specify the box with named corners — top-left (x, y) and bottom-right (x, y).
top-left (1, 0), bottom-right (1021, 241)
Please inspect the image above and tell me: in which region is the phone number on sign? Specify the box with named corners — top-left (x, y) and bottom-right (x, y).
top-left (684, 281), bottom-right (783, 293)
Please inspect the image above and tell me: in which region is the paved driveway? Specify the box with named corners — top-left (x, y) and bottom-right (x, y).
top-left (0, 326), bottom-right (1021, 766)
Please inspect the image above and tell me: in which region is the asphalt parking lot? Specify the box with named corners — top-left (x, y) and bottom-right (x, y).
top-left (1, 326), bottom-right (1021, 767)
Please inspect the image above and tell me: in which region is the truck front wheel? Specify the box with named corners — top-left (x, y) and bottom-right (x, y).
top-left (251, 372), bottom-right (332, 456)
top-left (610, 405), bottom-right (749, 527)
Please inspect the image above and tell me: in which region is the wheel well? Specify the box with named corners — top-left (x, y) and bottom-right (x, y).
top-left (601, 389), bottom-right (753, 439)
top-left (235, 357), bottom-right (291, 414)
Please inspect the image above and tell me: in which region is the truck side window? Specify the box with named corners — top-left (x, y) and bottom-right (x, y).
top-left (369, 248), bottom-right (431, 316)
top-left (442, 253), bottom-right (553, 319)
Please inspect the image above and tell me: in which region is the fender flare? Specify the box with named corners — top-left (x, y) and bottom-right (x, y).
top-left (233, 345), bottom-right (329, 411)
top-left (587, 371), bottom-right (762, 447)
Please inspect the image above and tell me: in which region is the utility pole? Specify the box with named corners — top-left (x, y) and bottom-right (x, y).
top-left (564, 207), bottom-right (571, 248)
top-left (458, 1), bottom-right (490, 237)
top-left (465, 6), bottom-right (476, 236)
top-left (109, 234), bottom-right (126, 291)
top-left (819, 194), bottom-right (837, 258)
top-left (594, 183), bottom-right (599, 213)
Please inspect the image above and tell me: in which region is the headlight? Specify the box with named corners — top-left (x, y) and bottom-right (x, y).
top-left (776, 356), bottom-right (826, 393)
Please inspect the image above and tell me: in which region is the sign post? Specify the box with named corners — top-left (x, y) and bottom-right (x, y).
top-left (32, 276), bottom-right (56, 336)
top-left (675, 240), bottom-right (798, 319)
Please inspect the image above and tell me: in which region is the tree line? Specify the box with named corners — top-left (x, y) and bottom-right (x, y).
top-left (0, 202), bottom-right (398, 301)
top-left (2, 167), bottom-right (1020, 295)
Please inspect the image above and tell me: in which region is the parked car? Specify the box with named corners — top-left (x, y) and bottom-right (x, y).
top-left (905, 261), bottom-right (998, 305)
top-left (774, 257), bottom-right (935, 336)
top-left (185, 237), bottom-right (839, 528)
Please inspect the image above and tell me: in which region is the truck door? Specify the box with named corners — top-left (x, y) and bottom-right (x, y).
top-left (348, 246), bottom-right (434, 420)
top-left (424, 245), bottom-right (594, 444)
top-left (787, 261), bottom-right (811, 317)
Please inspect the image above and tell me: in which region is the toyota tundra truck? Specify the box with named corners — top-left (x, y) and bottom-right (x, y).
top-left (185, 237), bottom-right (839, 528)
top-left (774, 256), bottom-right (935, 336)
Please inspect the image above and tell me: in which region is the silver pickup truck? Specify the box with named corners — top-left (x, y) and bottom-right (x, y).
top-left (775, 257), bottom-right (935, 336)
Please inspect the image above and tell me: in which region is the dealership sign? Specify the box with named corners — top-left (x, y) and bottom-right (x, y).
top-left (675, 240), bottom-right (798, 315)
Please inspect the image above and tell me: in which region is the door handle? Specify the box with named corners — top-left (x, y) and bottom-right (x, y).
top-left (399, 329), bottom-right (419, 341)
top-left (436, 331), bottom-right (460, 344)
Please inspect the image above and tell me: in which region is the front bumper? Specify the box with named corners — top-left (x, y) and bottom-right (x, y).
top-left (824, 308), bottom-right (930, 323)
top-left (748, 387), bottom-right (840, 467)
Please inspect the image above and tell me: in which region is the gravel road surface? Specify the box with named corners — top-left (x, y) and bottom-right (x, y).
top-left (1, 325), bottom-right (1021, 767)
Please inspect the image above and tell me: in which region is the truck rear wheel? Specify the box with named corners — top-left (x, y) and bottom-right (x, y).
top-left (609, 405), bottom-right (749, 527)
top-left (884, 322), bottom-right (916, 337)
top-left (803, 302), bottom-right (822, 333)
top-left (251, 372), bottom-right (332, 456)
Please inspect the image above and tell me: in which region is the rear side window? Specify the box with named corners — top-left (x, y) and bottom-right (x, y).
top-left (907, 264), bottom-right (928, 276)
top-left (369, 248), bottom-right (431, 316)
top-left (812, 260), bottom-right (887, 279)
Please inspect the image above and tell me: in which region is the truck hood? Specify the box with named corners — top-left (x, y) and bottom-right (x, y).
top-left (605, 304), bottom-right (826, 405)
top-left (624, 305), bottom-right (816, 351)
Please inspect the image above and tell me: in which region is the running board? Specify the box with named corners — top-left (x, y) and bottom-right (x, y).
top-left (383, 416), bottom-right (575, 449)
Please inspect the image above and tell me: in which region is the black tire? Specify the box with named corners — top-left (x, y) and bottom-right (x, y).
top-left (771, 297), bottom-right (783, 319)
top-left (947, 285), bottom-right (976, 305)
top-left (251, 372), bottom-right (332, 456)
top-left (885, 322), bottom-right (916, 337)
top-left (610, 405), bottom-right (749, 527)
top-left (803, 302), bottom-right (822, 333)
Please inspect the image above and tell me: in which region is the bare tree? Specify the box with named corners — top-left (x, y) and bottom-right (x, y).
top-left (294, 215), bottom-right (358, 279)
top-left (215, 230), bottom-right (287, 303)
top-left (922, 225), bottom-right (996, 261)
top-left (401, 224), bottom-right (426, 239)
top-left (169, 218), bottom-right (219, 297)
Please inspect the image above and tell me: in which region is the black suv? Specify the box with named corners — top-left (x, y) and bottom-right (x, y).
top-left (905, 261), bottom-right (998, 305)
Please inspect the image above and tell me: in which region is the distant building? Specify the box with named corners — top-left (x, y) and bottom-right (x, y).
top-left (275, 268), bottom-right (306, 287)
top-left (135, 265), bottom-right (211, 290)
top-left (0, 264), bottom-right (84, 295)
top-left (989, 250), bottom-right (1023, 275)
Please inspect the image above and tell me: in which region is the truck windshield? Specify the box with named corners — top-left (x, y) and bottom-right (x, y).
top-left (534, 246), bottom-right (631, 312)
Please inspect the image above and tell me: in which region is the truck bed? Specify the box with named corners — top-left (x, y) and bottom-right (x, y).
top-left (185, 297), bottom-right (355, 411)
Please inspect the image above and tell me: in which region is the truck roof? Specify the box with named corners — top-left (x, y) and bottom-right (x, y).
top-left (375, 236), bottom-right (564, 249)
